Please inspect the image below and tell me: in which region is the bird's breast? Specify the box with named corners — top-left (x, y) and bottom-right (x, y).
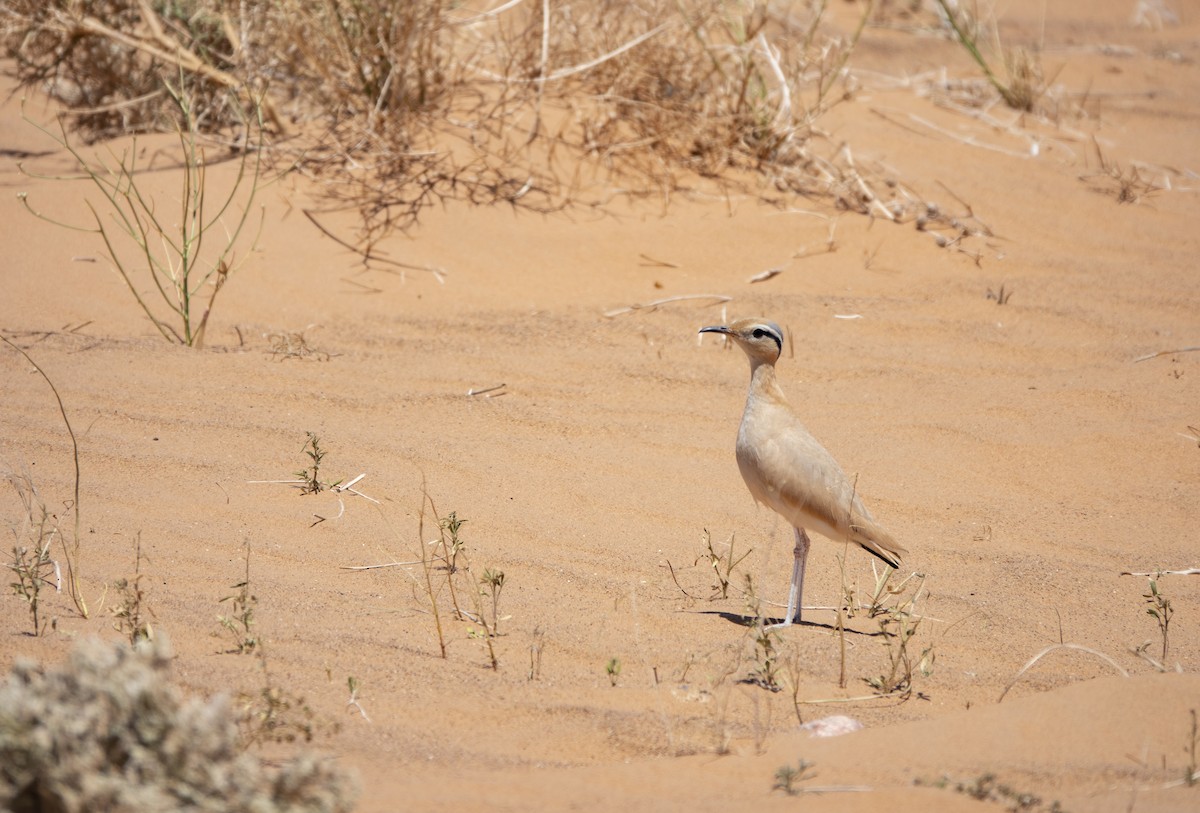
top-left (733, 396), bottom-right (853, 541)
top-left (734, 402), bottom-right (788, 509)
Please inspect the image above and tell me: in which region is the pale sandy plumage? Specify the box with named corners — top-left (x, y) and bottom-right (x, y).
top-left (700, 317), bottom-right (905, 628)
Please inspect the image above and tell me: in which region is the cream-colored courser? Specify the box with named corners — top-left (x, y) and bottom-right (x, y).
top-left (699, 317), bottom-right (905, 629)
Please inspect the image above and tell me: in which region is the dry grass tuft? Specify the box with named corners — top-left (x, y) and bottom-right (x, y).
top-left (931, 0), bottom-right (1048, 113)
top-left (4, 0), bottom-right (893, 242)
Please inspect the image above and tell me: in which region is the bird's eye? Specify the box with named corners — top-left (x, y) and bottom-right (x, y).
top-left (753, 329), bottom-right (766, 338)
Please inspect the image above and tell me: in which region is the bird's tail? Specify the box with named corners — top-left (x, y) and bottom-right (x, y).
top-left (850, 519), bottom-right (906, 570)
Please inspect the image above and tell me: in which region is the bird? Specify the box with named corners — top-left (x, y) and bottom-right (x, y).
top-left (698, 317), bottom-right (905, 629)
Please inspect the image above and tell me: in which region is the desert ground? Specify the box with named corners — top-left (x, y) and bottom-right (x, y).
top-left (2, 1), bottom-right (1199, 811)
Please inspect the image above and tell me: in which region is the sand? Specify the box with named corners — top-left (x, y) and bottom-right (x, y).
top-left (2, 1), bottom-right (1198, 810)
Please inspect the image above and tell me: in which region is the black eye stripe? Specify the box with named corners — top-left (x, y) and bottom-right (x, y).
top-left (752, 326), bottom-right (782, 353)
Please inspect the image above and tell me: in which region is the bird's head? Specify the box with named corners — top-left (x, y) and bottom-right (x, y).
top-left (699, 318), bottom-right (784, 365)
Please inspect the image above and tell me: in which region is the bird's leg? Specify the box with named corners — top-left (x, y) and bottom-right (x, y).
top-left (768, 527), bottom-right (810, 630)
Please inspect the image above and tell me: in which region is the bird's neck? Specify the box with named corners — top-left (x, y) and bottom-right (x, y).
top-left (748, 359), bottom-right (788, 405)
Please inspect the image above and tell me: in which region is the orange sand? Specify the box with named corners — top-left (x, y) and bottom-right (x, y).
top-left (2, 2), bottom-right (1198, 810)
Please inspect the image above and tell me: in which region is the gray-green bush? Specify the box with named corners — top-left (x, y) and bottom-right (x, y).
top-left (0, 635), bottom-right (356, 813)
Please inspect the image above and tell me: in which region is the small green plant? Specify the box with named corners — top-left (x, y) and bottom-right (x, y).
top-left (933, 0), bottom-right (1044, 111)
top-left (439, 512), bottom-right (467, 574)
top-left (111, 533), bottom-right (154, 646)
top-left (737, 573), bottom-right (783, 691)
top-left (696, 529), bottom-right (752, 600)
top-left (19, 77), bottom-right (264, 347)
top-left (6, 469), bottom-right (58, 636)
top-left (431, 507), bottom-right (492, 666)
top-left (238, 663), bottom-right (316, 750)
top-left (411, 490), bottom-right (506, 668)
top-left (218, 540), bottom-right (258, 654)
top-left (430, 508), bottom-right (469, 621)
top-left (746, 621), bottom-right (783, 692)
top-left (346, 676), bottom-right (370, 722)
top-left (481, 568), bottom-right (506, 635)
top-left (463, 576), bottom-right (501, 671)
top-left (927, 772), bottom-right (1063, 811)
top-left (605, 657), bottom-right (622, 687)
top-left (9, 541), bottom-right (56, 637)
top-left (1143, 572), bottom-right (1173, 662)
top-left (773, 759), bottom-right (816, 795)
top-left (295, 432), bottom-right (339, 494)
top-left (864, 570), bottom-right (930, 698)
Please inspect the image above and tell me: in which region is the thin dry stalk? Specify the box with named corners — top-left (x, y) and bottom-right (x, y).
top-left (111, 532), bottom-right (154, 645)
top-left (416, 489), bottom-right (448, 659)
top-left (1, 335), bottom-right (87, 618)
top-left (604, 294), bottom-right (732, 318)
top-left (997, 643), bottom-right (1128, 703)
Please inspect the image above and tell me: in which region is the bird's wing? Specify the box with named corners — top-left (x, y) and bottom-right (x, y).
top-left (738, 421), bottom-right (906, 568)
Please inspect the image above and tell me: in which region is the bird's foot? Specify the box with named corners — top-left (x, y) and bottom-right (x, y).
top-left (765, 615), bottom-right (800, 632)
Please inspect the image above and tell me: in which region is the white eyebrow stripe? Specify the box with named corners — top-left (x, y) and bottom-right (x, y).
top-left (756, 325), bottom-right (783, 353)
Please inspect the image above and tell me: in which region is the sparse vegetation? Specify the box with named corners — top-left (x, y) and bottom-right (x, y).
top-left (698, 529), bottom-right (752, 601)
top-left (345, 676), bottom-right (370, 723)
top-left (0, 635), bottom-right (356, 812)
top-left (8, 533), bottom-right (56, 637)
top-left (916, 772), bottom-right (1065, 812)
top-left (745, 619), bottom-right (783, 692)
top-left (1142, 571), bottom-right (1173, 663)
top-left (737, 573), bottom-right (785, 692)
top-left (481, 567), bottom-right (507, 636)
top-left (1082, 138), bottom-right (1161, 204)
top-left (773, 758), bottom-right (816, 795)
top-left (606, 657), bottom-right (622, 687)
top-left (18, 79), bottom-right (264, 347)
top-left (431, 508), bottom-right (467, 622)
top-left (111, 533), bottom-right (154, 646)
top-left (3, 0), bottom-right (906, 242)
top-left (237, 659), bottom-right (318, 751)
top-left (1000, 642), bottom-right (1128, 703)
top-left (406, 492), bottom-right (508, 669)
top-left (0, 336), bottom-right (88, 618)
top-left (863, 569), bottom-right (930, 698)
top-left (267, 327), bottom-right (332, 362)
top-left (295, 432), bottom-right (337, 495)
top-left (415, 496), bottom-right (450, 659)
top-left (932, 0), bottom-right (1045, 111)
top-left (5, 468), bottom-right (60, 636)
top-left (218, 539), bottom-right (259, 655)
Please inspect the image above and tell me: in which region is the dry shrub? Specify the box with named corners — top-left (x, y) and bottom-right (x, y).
top-left (540, 2), bottom-right (849, 178)
top-left (1, 0), bottom-right (252, 139)
top-left (0, 635), bottom-right (357, 813)
top-left (435, 0), bottom-right (874, 202)
top-left (3, 0), bottom-right (883, 236)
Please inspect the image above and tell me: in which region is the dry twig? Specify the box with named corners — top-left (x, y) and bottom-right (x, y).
top-left (998, 643), bottom-right (1128, 702)
top-left (604, 294), bottom-right (731, 318)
